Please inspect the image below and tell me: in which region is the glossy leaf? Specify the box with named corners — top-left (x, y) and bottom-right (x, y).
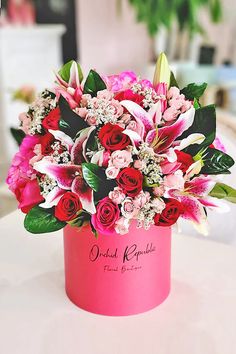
top-left (58, 96), bottom-right (88, 138)
top-left (201, 148), bottom-right (235, 175)
top-left (82, 163), bottom-right (105, 192)
top-left (24, 206), bottom-right (66, 234)
top-left (10, 127), bottom-right (25, 146)
top-left (83, 70), bottom-right (106, 97)
top-left (209, 183), bottom-right (236, 203)
top-left (181, 82), bottom-right (207, 100)
top-left (169, 71), bottom-right (179, 88)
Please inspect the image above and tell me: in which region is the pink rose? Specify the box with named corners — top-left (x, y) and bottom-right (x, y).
top-left (85, 113), bottom-right (98, 126)
top-left (109, 150), bottom-right (133, 169)
top-left (133, 159), bottom-right (146, 170)
top-left (110, 99), bottom-right (124, 120)
top-left (153, 185), bottom-right (165, 197)
top-left (105, 166), bottom-right (120, 179)
top-left (163, 106), bottom-right (179, 122)
top-left (109, 187), bottom-right (126, 204)
top-left (167, 87), bottom-right (180, 100)
top-left (29, 144), bottom-right (42, 166)
top-left (91, 197), bottom-right (120, 235)
top-left (115, 217), bottom-right (130, 235)
top-left (121, 197), bottom-right (139, 219)
top-left (19, 112), bottom-right (31, 134)
top-left (133, 191), bottom-right (150, 209)
top-left (97, 89), bottom-right (113, 100)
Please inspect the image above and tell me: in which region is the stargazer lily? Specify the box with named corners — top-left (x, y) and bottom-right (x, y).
top-left (33, 127), bottom-right (96, 214)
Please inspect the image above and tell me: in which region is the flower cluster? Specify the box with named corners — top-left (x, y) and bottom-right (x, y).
top-left (7, 55), bottom-right (235, 236)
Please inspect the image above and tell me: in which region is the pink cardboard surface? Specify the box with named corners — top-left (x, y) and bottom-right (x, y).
top-left (64, 223), bottom-right (171, 316)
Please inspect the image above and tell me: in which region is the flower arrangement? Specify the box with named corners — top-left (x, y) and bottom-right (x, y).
top-left (7, 54), bottom-right (236, 236)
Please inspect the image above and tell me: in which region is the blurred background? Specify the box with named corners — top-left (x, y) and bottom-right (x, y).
top-left (0, 0), bottom-right (235, 242)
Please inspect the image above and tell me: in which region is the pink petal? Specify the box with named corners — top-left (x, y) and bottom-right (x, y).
top-left (55, 87), bottom-right (78, 109)
top-left (185, 176), bottom-right (216, 197)
top-left (71, 176), bottom-right (96, 214)
top-left (34, 159), bottom-right (81, 189)
top-left (148, 101), bottom-right (162, 125)
top-left (39, 187), bottom-right (65, 209)
top-left (198, 196), bottom-right (230, 212)
top-left (68, 61), bottom-right (80, 88)
top-left (123, 129), bottom-right (143, 146)
top-left (49, 130), bottom-right (74, 152)
top-left (121, 100), bottom-right (154, 138)
top-left (161, 160), bottom-right (182, 174)
top-left (150, 107), bottom-right (195, 153)
top-left (180, 195), bottom-right (206, 224)
top-left (71, 126), bottom-right (95, 165)
top-left (55, 72), bottom-right (68, 88)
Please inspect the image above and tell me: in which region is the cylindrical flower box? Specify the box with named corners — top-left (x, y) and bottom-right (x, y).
top-left (64, 223), bottom-right (171, 316)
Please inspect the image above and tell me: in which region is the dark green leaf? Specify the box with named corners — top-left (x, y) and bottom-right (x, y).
top-left (181, 105), bottom-right (216, 155)
top-left (83, 70), bottom-right (106, 97)
top-left (10, 127), bottom-right (25, 146)
top-left (90, 220), bottom-right (98, 238)
top-left (58, 96), bottom-right (88, 138)
top-left (24, 206), bottom-right (66, 234)
top-left (58, 60), bottom-right (83, 83)
top-left (201, 148), bottom-right (235, 175)
top-left (209, 183), bottom-right (236, 203)
top-left (69, 211), bottom-right (91, 228)
top-left (82, 163), bottom-right (105, 192)
top-left (169, 71), bottom-right (179, 88)
top-left (181, 82), bottom-right (207, 100)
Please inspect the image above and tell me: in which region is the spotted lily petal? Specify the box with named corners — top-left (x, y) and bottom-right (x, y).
top-left (71, 126), bottom-right (96, 164)
top-left (34, 159), bottom-right (81, 189)
top-left (71, 176), bottom-right (96, 214)
top-left (179, 195), bottom-right (207, 224)
top-left (120, 100), bottom-right (154, 137)
top-left (149, 107), bottom-right (195, 153)
top-left (185, 176), bottom-right (216, 197)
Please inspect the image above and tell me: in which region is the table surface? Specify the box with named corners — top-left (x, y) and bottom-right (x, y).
top-left (0, 210), bottom-right (236, 354)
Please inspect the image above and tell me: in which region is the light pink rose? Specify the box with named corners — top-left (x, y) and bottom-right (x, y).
top-left (133, 191), bottom-right (150, 209)
top-left (105, 166), bottom-right (120, 179)
top-left (121, 197), bottom-right (139, 219)
top-left (97, 89), bottom-right (113, 100)
top-left (153, 185), bottom-right (165, 197)
top-left (167, 87), bottom-right (180, 100)
top-left (133, 159), bottom-right (146, 170)
top-left (163, 106), bottom-right (179, 122)
top-left (109, 150), bottom-right (133, 169)
top-left (118, 113), bottom-right (131, 125)
top-left (164, 171), bottom-right (185, 190)
top-left (85, 113), bottom-right (98, 126)
top-left (29, 144), bottom-right (42, 166)
top-left (19, 112), bottom-right (31, 134)
top-left (109, 187), bottom-right (126, 204)
top-left (115, 217), bottom-right (130, 235)
top-left (110, 99), bottom-right (124, 119)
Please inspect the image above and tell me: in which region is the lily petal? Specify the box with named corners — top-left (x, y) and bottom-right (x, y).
top-left (121, 100), bottom-right (154, 137)
top-left (180, 195), bottom-right (206, 224)
top-left (175, 133), bottom-right (205, 151)
top-left (49, 130), bottom-right (74, 152)
top-left (39, 187), bottom-right (65, 209)
top-left (184, 159), bottom-right (203, 180)
top-left (151, 106), bottom-right (195, 153)
top-left (185, 176), bottom-right (216, 197)
top-left (68, 61), bottom-right (80, 88)
top-left (198, 196), bottom-right (230, 213)
top-left (34, 159), bottom-right (81, 189)
top-left (71, 176), bottom-right (96, 214)
top-left (123, 129), bottom-right (142, 146)
top-left (148, 101), bottom-right (162, 125)
top-left (71, 126), bottom-right (96, 164)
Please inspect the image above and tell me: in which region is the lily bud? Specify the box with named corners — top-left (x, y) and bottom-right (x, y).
top-left (153, 52), bottom-right (170, 87)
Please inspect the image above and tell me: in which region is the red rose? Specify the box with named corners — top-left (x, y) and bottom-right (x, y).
top-left (42, 107), bottom-right (60, 131)
top-left (116, 167), bottom-right (143, 197)
top-left (40, 133), bottom-right (54, 155)
top-left (154, 198), bottom-right (183, 227)
top-left (98, 123), bottom-right (131, 152)
top-left (91, 197), bottom-right (120, 235)
top-left (115, 89), bottom-right (143, 106)
top-left (55, 192), bottom-right (82, 221)
top-left (175, 150), bottom-right (194, 173)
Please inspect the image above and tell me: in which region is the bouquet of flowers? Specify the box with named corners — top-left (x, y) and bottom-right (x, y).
top-left (7, 54), bottom-right (236, 236)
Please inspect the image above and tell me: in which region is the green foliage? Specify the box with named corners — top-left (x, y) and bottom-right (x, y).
top-left (181, 82), bottom-right (207, 100)
top-left (24, 206), bottom-right (66, 234)
top-left (58, 96), bottom-right (88, 138)
top-left (201, 148), bottom-right (235, 175)
top-left (209, 183), bottom-right (236, 203)
top-left (58, 60), bottom-right (83, 83)
top-left (83, 70), bottom-right (107, 97)
top-left (124, 0), bottom-right (222, 36)
top-left (10, 127), bottom-right (25, 146)
top-left (82, 163), bottom-right (105, 192)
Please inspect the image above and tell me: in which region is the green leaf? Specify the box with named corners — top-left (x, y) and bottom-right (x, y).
top-left (10, 127), bottom-right (25, 146)
top-left (181, 105), bottom-right (216, 155)
top-left (201, 148), bottom-right (235, 175)
top-left (68, 211), bottom-right (91, 228)
top-left (58, 60), bottom-right (83, 83)
top-left (82, 163), bottom-right (105, 192)
top-left (83, 70), bottom-right (107, 96)
top-left (24, 206), bottom-right (66, 234)
top-left (181, 82), bottom-right (207, 100)
top-left (58, 96), bottom-right (88, 138)
top-left (209, 183), bottom-right (236, 203)
top-left (169, 71), bottom-right (179, 88)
